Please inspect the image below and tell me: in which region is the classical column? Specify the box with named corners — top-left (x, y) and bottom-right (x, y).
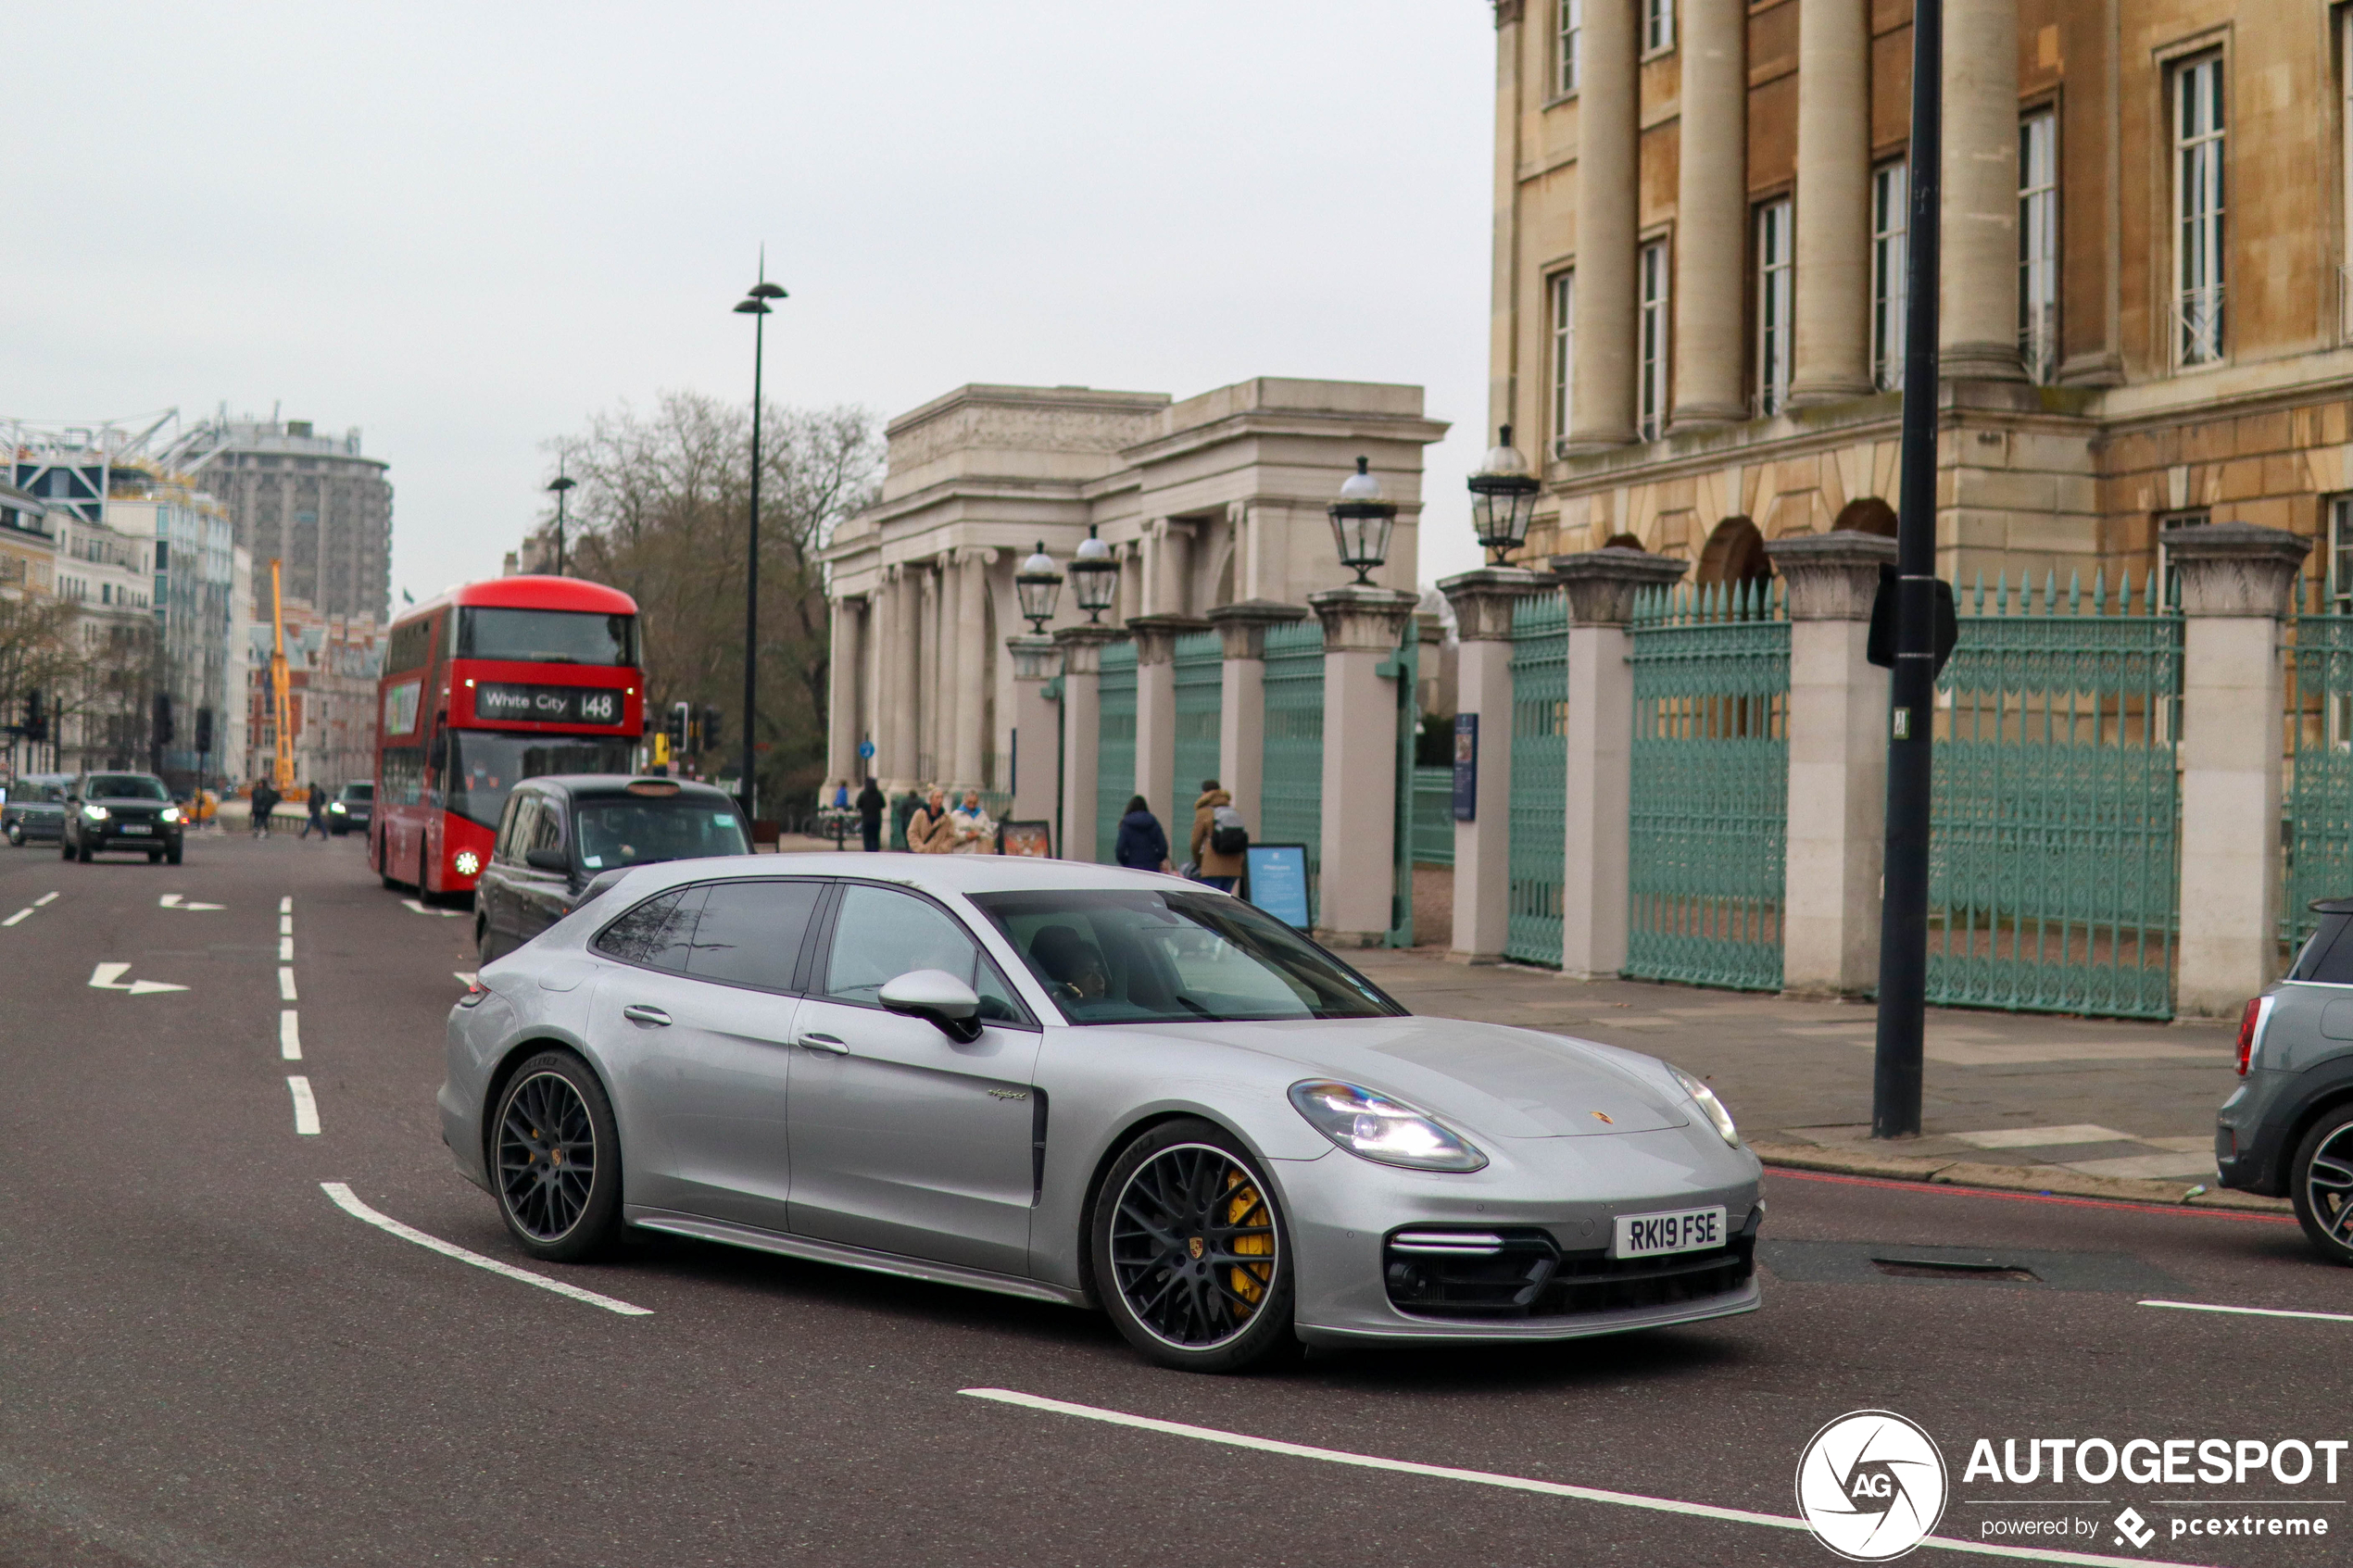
top-left (881, 566), bottom-right (919, 790)
top-left (1127, 613), bottom-right (1206, 833)
top-left (1053, 625), bottom-right (1121, 863)
top-left (2168, 522), bottom-right (2311, 1017)
top-left (1439, 567), bottom-right (1550, 963)
top-left (1671, 0), bottom-right (1750, 428)
top-left (1790, 0), bottom-right (1874, 405)
top-left (825, 595), bottom-right (864, 784)
top-left (1308, 584), bottom-right (1421, 947)
top-left (1005, 634), bottom-right (1060, 823)
top-left (1206, 599), bottom-right (1308, 833)
top-left (1552, 546), bottom-right (1690, 977)
top-left (1765, 532), bottom-right (1895, 994)
top-left (1941, 0), bottom-right (2024, 380)
top-left (950, 549), bottom-right (994, 792)
top-left (1567, 0), bottom-right (1639, 452)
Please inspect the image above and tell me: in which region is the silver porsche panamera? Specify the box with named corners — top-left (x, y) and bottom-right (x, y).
top-left (441, 854), bottom-right (1763, 1372)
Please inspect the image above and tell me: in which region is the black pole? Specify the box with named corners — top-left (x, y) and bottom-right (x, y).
top-left (742, 297), bottom-right (764, 824)
top-left (1873, 0), bottom-right (1943, 1139)
top-left (554, 488), bottom-right (566, 577)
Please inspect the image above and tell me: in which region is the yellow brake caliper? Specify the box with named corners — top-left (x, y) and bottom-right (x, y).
top-left (1224, 1169), bottom-right (1272, 1310)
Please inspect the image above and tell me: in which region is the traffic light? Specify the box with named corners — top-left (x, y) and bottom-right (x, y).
top-left (153, 691), bottom-right (175, 746)
top-left (22, 689), bottom-right (44, 743)
top-left (666, 701), bottom-right (690, 753)
top-left (195, 706), bottom-right (214, 755)
top-left (700, 706), bottom-right (723, 752)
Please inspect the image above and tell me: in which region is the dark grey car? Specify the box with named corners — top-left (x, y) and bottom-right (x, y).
top-left (473, 775), bottom-right (749, 962)
top-left (3, 773), bottom-right (72, 846)
top-left (61, 771), bottom-right (186, 864)
top-left (2217, 897), bottom-right (2353, 1261)
top-left (327, 781), bottom-right (373, 836)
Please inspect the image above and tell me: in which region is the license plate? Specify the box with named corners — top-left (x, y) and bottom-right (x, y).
top-left (1613, 1205), bottom-right (1727, 1259)
top-left (119, 824), bottom-right (152, 835)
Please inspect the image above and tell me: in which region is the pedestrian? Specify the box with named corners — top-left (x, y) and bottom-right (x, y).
top-left (1114, 795), bottom-right (1169, 872)
top-left (1189, 778), bottom-right (1247, 892)
top-left (831, 778), bottom-right (851, 810)
top-left (250, 778), bottom-right (279, 839)
top-left (856, 776), bottom-right (886, 852)
top-left (948, 787), bottom-right (996, 854)
top-left (906, 786), bottom-right (957, 854)
top-left (299, 784), bottom-right (328, 841)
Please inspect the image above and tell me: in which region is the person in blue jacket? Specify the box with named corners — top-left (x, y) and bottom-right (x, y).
top-left (1114, 796), bottom-right (1169, 872)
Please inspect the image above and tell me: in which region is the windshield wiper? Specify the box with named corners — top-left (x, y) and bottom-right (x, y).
top-left (1170, 994), bottom-right (1214, 1021)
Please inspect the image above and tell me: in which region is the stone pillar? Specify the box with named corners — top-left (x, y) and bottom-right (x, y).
top-left (1006, 634), bottom-right (1060, 824)
top-left (1552, 547), bottom-right (1691, 977)
top-left (1148, 520), bottom-right (1194, 617)
top-left (2168, 522), bottom-right (2311, 1017)
top-left (1308, 585), bottom-right (1420, 946)
top-left (1127, 614), bottom-right (1205, 833)
top-left (1670, 0), bottom-right (1749, 429)
top-left (1765, 532), bottom-right (1895, 995)
top-left (1207, 600), bottom-right (1308, 833)
top-left (1053, 626), bottom-right (1121, 863)
top-left (1790, 0), bottom-right (1873, 405)
top-left (1567, 0), bottom-right (1639, 452)
top-left (1941, 0), bottom-right (2024, 380)
top-left (826, 596), bottom-right (864, 784)
top-left (881, 567), bottom-right (919, 790)
top-left (950, 550), bottom-right (994, 792)
top-left (1439, 568), bottom-right (1551, 962)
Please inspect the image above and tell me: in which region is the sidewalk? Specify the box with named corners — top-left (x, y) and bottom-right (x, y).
top-left (1348, 947), bottom-right (2283, 1212)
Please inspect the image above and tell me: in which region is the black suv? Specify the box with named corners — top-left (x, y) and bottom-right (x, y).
top-left (473, 775), bottom-right (749, 961)
top-left (4, 773), bottom-right (73, 846)
top-left (62, 771), bottom-right (185, 864)
top-left (327, 781), bottom-right (373, 836)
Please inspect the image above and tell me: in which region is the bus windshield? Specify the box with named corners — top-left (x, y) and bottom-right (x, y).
top-left (458, 608), bottom-right (638, 666)
top-left (446, 732), bottom-right (635, 828)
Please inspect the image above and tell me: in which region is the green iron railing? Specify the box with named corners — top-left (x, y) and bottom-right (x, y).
top-left (1095, 640), bottom-right (1137, 864)
top-left (1174, 630), bottom-right (1224, 815)
top-left (1928, 570), bottom-right (2181, 1019)
top-left (1627, 579), bottom-right (1789, 991)
top-left (1412, 766), bottom-right (1454, 866)
top-left (2286, 591), bottom-right (2353, 950)
top-left (1260, 619), bottom-right (1325, 922)
top-left (1506, 592), bottom-right (1567, 965)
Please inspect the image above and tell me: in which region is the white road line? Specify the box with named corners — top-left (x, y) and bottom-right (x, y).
top-left (319, 1182), bottom-right (651, 1317)
top-left (280, 1010), bottom-right (301, 1060)
top-left (2142, 1298), bottom-right (2353, 1324)
top-left (287, 1075), bottom-right (321, 1135)
top-left (278, 936), bottom-right (294, 960)
top-left (280, 896), bottom-right (291, 913)
top-left (2, 909), bottom-right (29, 927)
top-left (278, 967), bottom-right (297, 1000)
top-left (455, 971), bottom-right (478, 987)
top-left (278, 914), bottom-right (292, 935)
top-left (957, 1390), bottom-right (2206, 1568)
top-left (34, 891), bottom-right (57, 906)
top-left (159, 894), bottom-right (181, 908)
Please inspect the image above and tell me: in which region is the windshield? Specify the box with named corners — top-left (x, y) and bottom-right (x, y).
top-left (342, 783), bottom-right (374, 801)
top-left (573, 799), bottom-right (748, 871)
top-left (17, 782), bottom-right (65, 804)
top-left (459, 607), bottom-right (638, 667)
top-left (445, 733), bottom-right (635, 828)
top-left (969, 888), bottom-right (1403, 1025)
top-left (88, 774), bottom-right (169, 800)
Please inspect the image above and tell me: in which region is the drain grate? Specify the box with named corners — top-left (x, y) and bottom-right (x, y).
top-left (1869, 1256), bottom-right (2041, 1284)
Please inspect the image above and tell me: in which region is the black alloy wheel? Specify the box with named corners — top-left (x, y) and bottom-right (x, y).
top-left (2292, 1110), bottom-right (2353, 1265)
top-left (492, 1050), bottom-right (622, 1261)
top-left (1092, 1118), bottom-right (1295, 1373)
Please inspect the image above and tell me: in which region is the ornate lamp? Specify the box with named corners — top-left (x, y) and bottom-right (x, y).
top-left (1067, 525), bottom-right (1120, 622)
top-left (1013, 541), bottom-right (1063, 633)
top-left (1466, 424), bottom-right (1541, 565)
top-left (1327, 456), bottom-right (1396, 586)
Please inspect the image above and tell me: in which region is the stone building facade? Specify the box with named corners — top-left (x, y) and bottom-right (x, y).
top-left (1490, 0), bottom-right (2353, 596)
top-left (185, 419), bottom-right (394, 624)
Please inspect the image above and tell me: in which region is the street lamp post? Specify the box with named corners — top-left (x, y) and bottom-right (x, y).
top-left (1327, 457), bottom-right (1397, 585)
top-left (1066, 525), bottom-right (1120, 622)
top-left (1466, 426), bottom-right (1541, 565)
top-left (1014, 541), bottom-right (1064, 632)
top-left (734, 263), bottom-right (787, 823)
top-left (546, 469), bottom-right (574, 576)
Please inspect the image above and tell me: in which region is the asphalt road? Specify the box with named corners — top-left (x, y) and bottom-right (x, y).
top-left (3, 832), bottom-right (2348, 1568)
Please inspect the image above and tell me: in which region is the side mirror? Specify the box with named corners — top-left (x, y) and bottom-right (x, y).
top-left (525, 847), bottom-right (568, 874)
top-left (878, 968), bottom-right (983, 1042)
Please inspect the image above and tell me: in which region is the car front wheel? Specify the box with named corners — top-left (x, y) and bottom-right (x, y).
top-left (491, 1050), bottom-right (623, 1262)
top-left (6, 822), bottom-right (20, 847)
top-left (1091, 1118), bottom-right (1297, 1374)
top-left (2291, 1110), bottom-right (2353, 1265)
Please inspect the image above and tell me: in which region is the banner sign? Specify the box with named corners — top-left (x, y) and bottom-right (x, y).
top-left (1453, 712), bottom-right (1478, 822)
top-left (1244, 843), bottom-right (1312, 930)
top-left (474, 683), bottom-right (624, 727)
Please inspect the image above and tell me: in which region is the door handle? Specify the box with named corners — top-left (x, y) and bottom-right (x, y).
top-left (797, 1032), bottom-right (849, 1054)
top-left (622, 1004), bottom-right (672, 1026)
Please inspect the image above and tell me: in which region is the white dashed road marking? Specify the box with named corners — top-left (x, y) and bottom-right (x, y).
top-left (2, 909), bottom-right (29, 927)
top-left (402, 899), bottom-right (463, 919)
top-left (287, 1076), bottom-right (321, 1135)
top-left (280, 1010), bottom-right (302, 1060)
top-left (279, 936), bottom-right (294, 960)
top-left (279, 914), bottom-right (293, 935)
top-left (34, 892), bottom-right (57, 906)
top-left (455, 972), bottom-right (477, 987)
top-left (278, 967), bottom-right (297, 1001)
top-left (2142, 1298), bottom-right (2353, 1324)
top-left (319, 1183), bottom-right (650, 1317)
top-left (280, 896), bottom-right (291, 913)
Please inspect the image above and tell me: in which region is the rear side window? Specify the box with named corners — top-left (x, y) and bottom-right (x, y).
top-left (683, 880), bottom-right (824, 993)
top-left (2295, 914), bottom-right (2353, 984)
top-left (593, 886), bottom-right (702, 971)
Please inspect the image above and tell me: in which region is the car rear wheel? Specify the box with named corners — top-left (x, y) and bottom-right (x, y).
top-left (166, 844), bottom-right (182, 865)
top-left (2291, 1110), bottom-right (2353, 1266)
top-left (491, 1051), bottom-right (623, 1262)
top-left (147, 849), bottom-right (162, 864)
top-left (1091, 1118), bottom-right (1297, 1374)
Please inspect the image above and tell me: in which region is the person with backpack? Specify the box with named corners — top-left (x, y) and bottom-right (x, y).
top-left (1189, 779), bottom-right (1247, 892)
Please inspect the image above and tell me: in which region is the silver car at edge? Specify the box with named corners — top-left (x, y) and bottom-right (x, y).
top-left (441, 853), bottom-right (1762, 1372)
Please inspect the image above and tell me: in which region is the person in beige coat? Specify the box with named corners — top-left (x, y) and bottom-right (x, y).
top-left (1189, 781), bottom-right (1245, 891)
top-left (906, 788), bottom-right (958, 853)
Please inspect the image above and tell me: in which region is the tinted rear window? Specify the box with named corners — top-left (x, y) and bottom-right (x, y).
top-left (573, 799), bottom-right (749, 871)
top-left (344, 783), bottom-right (374, 801)
top-left (2295, 913), bottom-right (2353, 984)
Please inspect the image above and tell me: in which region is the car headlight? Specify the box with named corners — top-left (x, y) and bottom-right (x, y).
top-left (329, 801), bottom-right (346, 812)
top-left (160, 807), bottom-right (181, 823)
top-left (1670, 1066), bottom-right (1741, 1148)
top-left (1288, 1080), bottom-right (1488, 1173)
top-left (82, 805), bottom-right (108, 821)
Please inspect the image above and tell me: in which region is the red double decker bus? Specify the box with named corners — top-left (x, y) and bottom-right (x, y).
top-left (371, 576), bottom-right (644, 899)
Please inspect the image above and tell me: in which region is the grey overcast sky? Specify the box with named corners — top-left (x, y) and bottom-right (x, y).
top-left (7, 3), bottom-right (1494, 606)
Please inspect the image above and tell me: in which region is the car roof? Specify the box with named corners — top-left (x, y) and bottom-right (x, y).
top-left (522, 774), bottom-right (739, 804)
top-left (604, 851), bottom-right (1201, 899)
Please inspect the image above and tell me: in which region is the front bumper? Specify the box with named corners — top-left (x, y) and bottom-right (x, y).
top-left (5, 813), bottom-right (62, 841)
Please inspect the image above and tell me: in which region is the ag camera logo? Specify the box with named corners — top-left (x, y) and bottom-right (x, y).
top-left (1797, 1411), bottom-right (1949, 1561)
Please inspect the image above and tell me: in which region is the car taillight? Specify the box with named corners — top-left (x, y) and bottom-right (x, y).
top-left (2235, 997), bottom-right (2263, 1075)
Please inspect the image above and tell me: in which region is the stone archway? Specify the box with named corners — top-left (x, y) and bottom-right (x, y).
top-left (1696, 516), bottom-right (1773, 584)
top-left (1833, 496), bottom-right (1899, 537)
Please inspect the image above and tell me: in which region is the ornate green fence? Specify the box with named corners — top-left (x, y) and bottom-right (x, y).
top-left (1260, 619), bottom-right (1325, 921)
top-left (1627, 581), bottom-right (1790, 991)
top-left (1174, 630), bottom-right (1224, 812)
top-left (1506, 592), bottom-right (1568, 965)
top-left (1095, 639), bottom-right (1137, 864)
top-left (1412, 766), bottom-right (1454, 866)
top-left (1928, 571), bottom-right (2181, 1019)
top-left (2286, 596), bottom-right (2353, 949)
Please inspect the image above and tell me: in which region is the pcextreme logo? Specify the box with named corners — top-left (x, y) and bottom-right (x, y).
top-left (1796, 1410), bottom-right (1951, 1562)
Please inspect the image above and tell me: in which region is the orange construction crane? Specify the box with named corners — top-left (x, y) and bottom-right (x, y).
top-left (269, 558), bottom-right (295, 789)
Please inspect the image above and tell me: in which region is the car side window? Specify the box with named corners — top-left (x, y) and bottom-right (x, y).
top-left (495, 795), bottom-right (528, 863)
top-left (592, 885), bottom-right (704, 971)
top-left (683, 879), bottom-right (824, 993)
top-left (821, 884), bottom-right (1028, 1024)
top-left (529, 799), bottom-right (564, 856)
top-left (2300, 914), bottom-right (2353, 984)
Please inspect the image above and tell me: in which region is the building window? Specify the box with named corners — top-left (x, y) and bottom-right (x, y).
top-left (2173, 53), bottom-right (2225, 366)
top-left (1556, 0), bottom-right (1582, 95)
top-left (2330, 495), bottom-right (2353, 613)
top-left (1755, 199), bottom-right (1794, 416)
top-left (2019, 110), bottom-right (2059, 383)
top-left (1872, 161), bottom-right (1909, 391)
top-left (1637, 240), bottom-right (1670, 441)
top-left (1551, 270), bottom-right (1577, 451)
top-left (1642, 0), bottom-right (1674, 53)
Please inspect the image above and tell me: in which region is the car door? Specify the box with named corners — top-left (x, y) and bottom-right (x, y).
top-left (482, 795), bottom-right (528, 950)
top-left (586, 877), bottom-right (825, 1233)
top-left (786, 881), bottom-right (1042, 1276)
top-left (515, 796), bottom-right (573, 944)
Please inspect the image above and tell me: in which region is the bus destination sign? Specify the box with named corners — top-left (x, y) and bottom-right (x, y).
top-left (474, 682), bottom-right (625, 726)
